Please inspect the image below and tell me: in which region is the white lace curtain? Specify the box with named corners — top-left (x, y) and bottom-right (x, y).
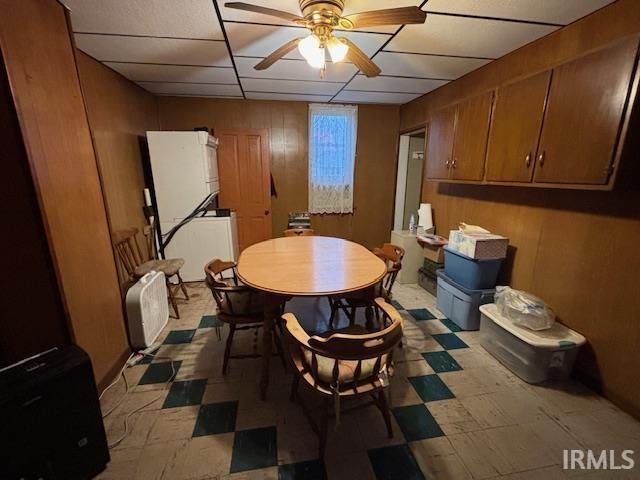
top-left (308, 103), bottom-right (358, 214)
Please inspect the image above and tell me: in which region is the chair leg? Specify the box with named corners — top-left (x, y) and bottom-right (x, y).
top-left (328, 298), bottom-right (338, 329)
top-left (177, 273), bottom-right (189, 300)
top-left (319, 397), bottom-right (330, 458)
top-left (290, 374), bottom-right (300, 402)
top-left (378, 390), bottom-right (394, 438)
top-left (222, 324), bottom-right (236, 375)
top-left (166, 279), bottom-right (180, 319)
top-left (273, 326), bottom-right (287, 371)
top-left (348, 306), bottom-right (357, 326)
top-left (365, 305), bottom-right (374, 330)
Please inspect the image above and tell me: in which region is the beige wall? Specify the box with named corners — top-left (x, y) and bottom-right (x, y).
top-left (400, 0), bottom-right (640, 419)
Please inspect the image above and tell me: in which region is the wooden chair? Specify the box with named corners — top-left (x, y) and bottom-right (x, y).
top-left (284, 298), bottom-right (403, 458)
top-left (112, 227), bottom-right (188, 318)
top-left (204, 259), bottom-right (285, 375)
top-left (328, 243), bottom-right (405, 328)
top-left (283, 228), bottom-right (314, 237)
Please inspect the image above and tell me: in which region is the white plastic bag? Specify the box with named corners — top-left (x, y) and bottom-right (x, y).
top-left (494, 286), bottom-right (556, 330)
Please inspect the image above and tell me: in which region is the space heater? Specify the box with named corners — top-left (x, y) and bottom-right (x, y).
top-left (125, 270), bottom-right (169, 349)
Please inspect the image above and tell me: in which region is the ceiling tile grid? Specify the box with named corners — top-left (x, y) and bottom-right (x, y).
top-left (63, 0), bottom-right (616, 105)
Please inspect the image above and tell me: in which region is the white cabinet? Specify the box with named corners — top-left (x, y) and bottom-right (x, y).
top-left (390, 230), bottom-right (423, 284)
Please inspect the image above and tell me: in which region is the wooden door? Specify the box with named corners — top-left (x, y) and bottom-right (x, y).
top-left (217, 128), bottom-right (271, 251)
top-left (485, 71), bottom-right (551, 182)
top-left (534, 36), bottom-right (639, 184)
top-left (451, 91), bottom-right (493, 181)
top-left (425, 106), bottom-right (456, 180)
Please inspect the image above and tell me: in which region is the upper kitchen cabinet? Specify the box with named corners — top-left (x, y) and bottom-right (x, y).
top-left (534, 36), bottom-right (639, 185)
top-left (485, 71), bottom-right (551, 183)
top-left (425, 105), bottom-right (456, 180)
top-left (450, 91), bottom-right (494, 181)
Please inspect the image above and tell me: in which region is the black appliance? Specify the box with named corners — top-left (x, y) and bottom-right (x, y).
top-left (0, 345), bottom-right (110, 479)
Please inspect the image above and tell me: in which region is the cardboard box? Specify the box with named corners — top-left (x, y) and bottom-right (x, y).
top-left (448, 230), bottom-right (508, 259)
top-left (422, 244), bottom-right (445, 263)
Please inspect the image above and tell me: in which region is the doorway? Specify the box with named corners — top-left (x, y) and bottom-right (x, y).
top-left (394, 129), bottom-right (426, 230)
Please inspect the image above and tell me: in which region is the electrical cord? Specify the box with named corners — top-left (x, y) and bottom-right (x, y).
top-left (99, 350), bottom-right (177, 449)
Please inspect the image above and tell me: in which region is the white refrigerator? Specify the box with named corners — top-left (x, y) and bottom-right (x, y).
top-left (147, 131), bottom-right (238, 281)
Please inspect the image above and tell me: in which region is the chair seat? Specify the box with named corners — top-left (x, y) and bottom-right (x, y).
top-left (134, 258), bottom-right (185, 277)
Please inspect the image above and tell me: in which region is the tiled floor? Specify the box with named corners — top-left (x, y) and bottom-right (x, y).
top-left (98, 283), bottom-right (640, 480)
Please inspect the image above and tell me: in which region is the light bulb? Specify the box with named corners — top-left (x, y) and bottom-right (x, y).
top-left (327, 36), bottom-right (348, 63)
top-left (306, 47), bottom-right (325, 69)
top-left (298, 34), bottom-right (320, 59)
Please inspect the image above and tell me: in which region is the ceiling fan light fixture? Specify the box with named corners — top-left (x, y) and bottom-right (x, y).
top-left (327, 36), bottom-right (348, 62)
top-left (298, 34), bottom-right (325, 69)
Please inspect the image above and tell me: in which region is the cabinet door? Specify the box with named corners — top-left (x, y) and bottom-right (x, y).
top-left (451, 91), bottom-right (493, 181)
top-left (485, 71), bottom-right (551, 182)
top-left (534, 36), bottom-right (639, 184)
top-left (425, 106), bottom-right (456, 180)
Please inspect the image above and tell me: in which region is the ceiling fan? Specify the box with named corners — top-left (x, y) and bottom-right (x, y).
top-left (224, 1), bottom-right (427, 77)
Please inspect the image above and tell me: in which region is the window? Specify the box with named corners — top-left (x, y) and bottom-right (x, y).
top-left (308, 103), bottom-right (358, 214)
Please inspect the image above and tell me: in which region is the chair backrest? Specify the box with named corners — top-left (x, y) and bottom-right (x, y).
top-left (374, 243), bottom-right (405, 296)
top-left (204, 259), bottom-right (260, 316)
top-left (284, 298), bottom-right (403, 392)
top-left (283, 228), bottom-right (314, 237)
top-left (112, 227), bottom-right (146, 278)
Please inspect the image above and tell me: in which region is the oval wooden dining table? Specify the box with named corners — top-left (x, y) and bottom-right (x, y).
top-left (237, 236), bottom-right (387, 399)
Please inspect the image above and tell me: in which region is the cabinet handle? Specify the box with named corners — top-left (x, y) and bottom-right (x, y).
top-left (445, 158), bottom-right (450, 168)
top-left (538, 151), bottom-right (545, 166)
top-left (452, 158), bottom-right (457, 169)
top-left (525, 153), bottom-right (531, 168)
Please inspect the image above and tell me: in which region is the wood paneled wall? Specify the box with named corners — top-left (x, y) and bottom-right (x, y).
top-left (0, 0), bottom-right (130, 387)
top-left (158, 98), bottom-right (400, 249)
top-left (400, 0), bottom-right (640, 418)
top-left (77, 52), bottom-right (159, 235)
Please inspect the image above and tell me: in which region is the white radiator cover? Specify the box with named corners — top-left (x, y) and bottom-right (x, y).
top-left (125, 271), bottom-right (169, 349)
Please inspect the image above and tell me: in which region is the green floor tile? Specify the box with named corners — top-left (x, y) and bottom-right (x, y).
top-left (408, 374), bottom-right (455, 402)
top-left (199, 314), bottom-right (222, 329)
top-left (138, 360), bottom-right (181, 385)
top-left (230, 426), bottom-right (278, 473)
top-left (279, 459), bottom-right (326, 480)
top-left (392, 404), bottom-right (445, 442)
top-left (422, 351), bottom-right (462, 373)
top-left (439, 318), bottom-right (462, 332)
top-left (407, 308), bottom-right (436, 321)
top-left (391, 300), bottom-right (404, 311)
top-left (162, 379), bottom-right (207, 409)
top-left (193, 401), bottom-right (238, 437)
top-left (163, 329), bottom-right (196, 344)
top-left (368, 444), bottom-right (426, 480)
top-left (432, 333), bottom-right (468, 350)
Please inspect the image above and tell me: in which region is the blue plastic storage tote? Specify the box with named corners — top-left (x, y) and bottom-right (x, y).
top-left (443, 246), bottom-right (503, 289)
top-left (436, 270), bottom-right (495, 330)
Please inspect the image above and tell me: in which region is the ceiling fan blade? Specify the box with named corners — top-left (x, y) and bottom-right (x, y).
top-left (341, 6), bottom-right (426, 29)
top-left (254, 38), bottom-right (301, 70)
top-left (224, 2), bottom-right (304, 23)
top-left (340, 38), bottom-right (381, 77)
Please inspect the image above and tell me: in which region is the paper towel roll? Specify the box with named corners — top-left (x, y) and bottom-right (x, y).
top-left (144, 188), bottom-right (152, 207)
top-left (418, 203), bottom-right (433, 230)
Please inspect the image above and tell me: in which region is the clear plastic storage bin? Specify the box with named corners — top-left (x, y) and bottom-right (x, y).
top-left (479, 303), bottom-right (586, 384)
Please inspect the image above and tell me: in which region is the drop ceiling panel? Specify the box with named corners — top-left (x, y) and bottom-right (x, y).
top-left (105, 63), bottom-right (237, 84)
top-left (425, 0), bottom-right (616, 26)
top-left (246, 92), bottom-right (333, 102)
top-left (346, 75), bottom-right (448, 94)
top-left (217, 1), bottom-right (422, 33)
top-left (333, 91), bottom-right (421, 104)
top-left (224, 23), bottom-right (390, 60)
top-left (63, 0), bottom-right (223, 40)
top-left (235, 57), bottom-right (357, 82)
top-left (137, 82), bottom-right (242, 96)
top-left (241, 78), bottom-right (342, 95)
top-left (386, 15), bottom-right (558, 59)
top-left (75, 34), bottom-right (232, 67)
top-left (374, 52), bottom-right (490, 80)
